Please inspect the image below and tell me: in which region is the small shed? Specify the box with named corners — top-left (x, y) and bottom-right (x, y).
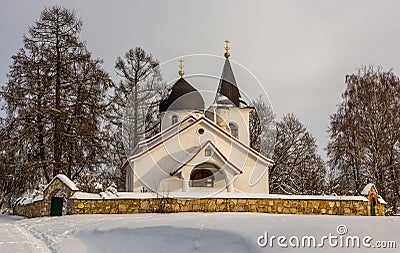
top-left (361, 183), bottom-right (386, 216)
top-left (43, 174), bottom-right (79, 216)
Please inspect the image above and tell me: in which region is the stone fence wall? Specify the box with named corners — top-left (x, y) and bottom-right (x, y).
top-left (13, 174), bottom-right (78, 218)
top-left (13, 200), bottom-right (45, 218)
top-left (68, 197), bottom-right (385, 216)
top-left (13, 174), bottom-right (385, 217)
top-left (14, 195), bottom-right (385, 217)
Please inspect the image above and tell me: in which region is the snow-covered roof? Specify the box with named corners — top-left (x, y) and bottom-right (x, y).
top-left (361, 183), bottom-right (376, 195)
top-left (130, 115), bottom-right (196, 157)
top-left (360, 184), bottom-right (387, 204)
top-left (15, 195), bottom-right (44, 206)
top-left (378, 196), bottom-right (387, 205)
top-left (129, 116), bottom-right (274, 165)
top-left (45, 174), bottom-right (79, 191)
top-left (170, 140), bottom-right (243, 176)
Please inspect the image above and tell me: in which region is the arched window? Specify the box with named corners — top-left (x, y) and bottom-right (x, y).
top-left (229, 122), bottom-right (238, 138)
top-left (172, 115), bottom-right (178, 124)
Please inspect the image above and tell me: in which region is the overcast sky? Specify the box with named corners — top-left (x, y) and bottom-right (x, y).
top-left (2, 0), bottom-right (400, 159)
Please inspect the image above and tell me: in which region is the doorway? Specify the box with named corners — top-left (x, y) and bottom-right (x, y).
top-left (370, 198), bottom-right (376, 216)
top-left (50, 197), bottom-right (63, 216)
top-left (190, 169), bottom-right (215, 187)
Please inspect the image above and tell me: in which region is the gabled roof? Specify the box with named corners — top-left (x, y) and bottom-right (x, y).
top-left (44, 174), bottom-right (79, 191)
top-left (215, 58), bottom-right (241, 107)
top-left (170, 140), bottom-right (243, 176)
top-left (159, 77), bottom-right (205, 113)
top-left (129, 115), bottom-right (274, 166)
top-left (130, 115), bottom-right (196, 156)
top-left (361, 183), bottom-right (377, 195)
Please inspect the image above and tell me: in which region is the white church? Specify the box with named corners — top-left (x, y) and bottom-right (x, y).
top-left (126, 41), bottom-right (274, 194)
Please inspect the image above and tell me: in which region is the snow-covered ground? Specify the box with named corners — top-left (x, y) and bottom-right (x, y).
top-left (0, 213), bottom-right (399, 253)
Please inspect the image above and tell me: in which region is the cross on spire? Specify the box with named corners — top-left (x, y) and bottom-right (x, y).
top-left (224, 39), bottom-right (230, 58)
top-left (178, 59), bottom-right (184, 77)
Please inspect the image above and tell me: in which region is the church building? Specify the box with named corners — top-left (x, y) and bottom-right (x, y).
top-left (126, 41), bottom-right (274, 194)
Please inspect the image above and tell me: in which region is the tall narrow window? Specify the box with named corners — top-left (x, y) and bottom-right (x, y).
top-left (127, 169), bottom-right (134, 191)
top-left (205, 147), bottom-right (212, 156)
top-left (229, 122), bottom-right (238, 138)
top-left (172, 115), bottom-right (178, 124)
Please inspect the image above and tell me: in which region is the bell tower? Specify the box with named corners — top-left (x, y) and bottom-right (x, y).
top-left (208, 40), bottom-right (253, 145)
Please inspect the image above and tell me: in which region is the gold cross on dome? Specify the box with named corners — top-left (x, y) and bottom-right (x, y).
top-left (178, 59), bottom-right (184, 70)
top-left (178, 59), bottom-right (184, 76)
top-left (224, 40), bottom-right (231, 58)
top-left (224, 40), bottom-right (230, 52)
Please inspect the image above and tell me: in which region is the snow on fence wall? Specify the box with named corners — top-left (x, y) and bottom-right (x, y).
top-left (67, 195), bottom-right (384, 216)
top-left (13, 174), bottom-right (79, 218)
top-left (13, 175), bottom-right (385, 217)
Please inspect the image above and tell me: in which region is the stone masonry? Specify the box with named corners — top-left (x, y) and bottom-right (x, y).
top-left (68, 197), bottom-right (385, 216)
top-left (14, 175), bottom-right (385, 218)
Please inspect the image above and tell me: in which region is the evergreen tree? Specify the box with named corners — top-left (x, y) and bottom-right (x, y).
top-left (0, 6), bottom-right (111, 194)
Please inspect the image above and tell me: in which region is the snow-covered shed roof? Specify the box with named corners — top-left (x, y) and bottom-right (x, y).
top-left (45, 174), bottom-right (79, 191)
top-left (361, 183), bottom-right (376, 195)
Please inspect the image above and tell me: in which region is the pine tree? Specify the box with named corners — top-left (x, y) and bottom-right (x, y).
top-left (0, 6), bottom-right (111, 192)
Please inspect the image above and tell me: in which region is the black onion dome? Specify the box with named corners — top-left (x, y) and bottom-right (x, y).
top-left (215, 58), bottom-right (241, 107)
top-left (159, 77), bottom-right (205, 113)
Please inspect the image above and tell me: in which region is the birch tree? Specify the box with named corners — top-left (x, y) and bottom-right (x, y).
top-left (327, 66), bottom-right (400, 214)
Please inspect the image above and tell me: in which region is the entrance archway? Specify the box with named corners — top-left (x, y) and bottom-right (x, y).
top-left (49, 189), bottom-right (66, 216)
top-left (190, 163), bottom-right (217, 187)
top-left (50, 197), bottom-right (63, 216)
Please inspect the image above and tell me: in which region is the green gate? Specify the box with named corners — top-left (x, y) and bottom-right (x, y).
top-left (50, 197), bottom-right (63, 216)
top-left (370, 198), bottom-right (376, 216)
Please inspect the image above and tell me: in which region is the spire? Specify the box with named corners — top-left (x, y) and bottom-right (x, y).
top-left (178, 59), bottom-right (184, 77)
top-left (215, 40), bottom-right (241, 107)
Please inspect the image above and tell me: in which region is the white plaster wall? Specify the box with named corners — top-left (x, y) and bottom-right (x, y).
top-left (233, 163), bottom-right (269, 194)
top-left (130, 119), bottom-right (271, 194)
top-left (214, 106), bottom-right (252, 145)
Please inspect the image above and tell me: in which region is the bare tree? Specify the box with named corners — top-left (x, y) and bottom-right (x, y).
top-left (270, 113), bottom-right (326, 195)
top-left (108, 47), bottom-right (165, 189)
top-left (249, 96), bottom-right (275, 157)
top-left (249, 99), bottom-right (325, 194)
top-left (327, 66), bottom-right (400, 214)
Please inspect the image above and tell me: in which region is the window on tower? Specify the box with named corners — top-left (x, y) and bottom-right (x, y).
top-left (229, 122), bottom-right (238, 138)
top-left (172, 115), bottom-right (178, 124)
